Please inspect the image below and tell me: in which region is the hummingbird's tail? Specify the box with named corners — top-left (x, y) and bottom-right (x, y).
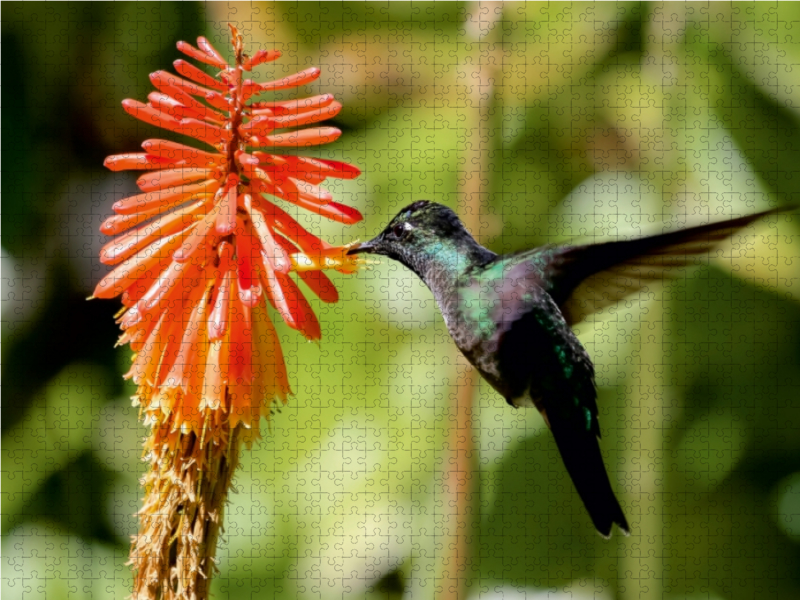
top-left (548, 415), bottom-right (630, 537)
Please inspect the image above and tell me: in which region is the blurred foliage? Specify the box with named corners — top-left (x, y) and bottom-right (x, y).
top-left (3, 2), bottom-right (800, 599)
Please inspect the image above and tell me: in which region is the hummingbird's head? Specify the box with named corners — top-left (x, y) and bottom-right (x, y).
top-left (347, 201), bottom-right (476, 272)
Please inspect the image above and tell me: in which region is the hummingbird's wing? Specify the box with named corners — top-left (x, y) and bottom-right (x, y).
top-left (538, 208), bottom-right (787, 326)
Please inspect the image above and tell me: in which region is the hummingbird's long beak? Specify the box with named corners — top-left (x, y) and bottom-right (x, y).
top-left (347, 239), bottom-right (379, 255)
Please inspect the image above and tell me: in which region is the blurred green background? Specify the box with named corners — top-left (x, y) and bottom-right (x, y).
top-left (4, 2), bottom-right (800, 599)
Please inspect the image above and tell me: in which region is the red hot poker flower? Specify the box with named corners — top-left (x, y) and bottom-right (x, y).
top-left (96, 26), bottom-right (364, 444)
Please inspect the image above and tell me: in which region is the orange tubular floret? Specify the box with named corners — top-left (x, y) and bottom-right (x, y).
top-left (173, 119), bottom-right (231, 147)
top-left (173, 59), bottom-right (228, 91)
top-left (142, 139), bottom-right (220, 162)
top-left (253, 154), bottom-right (361, 181)
top-left (258, 67), bottom-right (322, 93)
top-left (94, 231), bottom-right (184, 299)
top-left (239, 115), bottom-right (276, 137)
top-left (148, 92), bottom-right (210, 122)
top-left (251, 93), bottom-right (335, 114)
top-left (100, 200), bottom-right (207, 266)
top-left (122, 99), bottom-right (180, 130)
top-left (173, 205), bottom-right (219, 263)
top-left (242, 49), bottom-right (282, 71)
top-left (176, 40), bottom-right (228, 70)
top-left (257, 127), bottom-right (342, 148)
top-left (113, 180), bottom-right (219, 215)
top-left (147, 78), bottom-right (226, 121)
top-left (196, 37), bottom-right (228, 69)
top-left (149, 71), bottom-right (218, 103)
top-left (137, 168), bottom-right (215, 192)
top-left (268, 102), bottom-right (342, 129)
top-left (101, 211), bottom-right (160, 237)
top-left (104, 153), bottom-right (171, 172)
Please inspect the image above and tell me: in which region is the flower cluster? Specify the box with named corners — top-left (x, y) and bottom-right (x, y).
top-left (96, 26), bottom-right (363, 443)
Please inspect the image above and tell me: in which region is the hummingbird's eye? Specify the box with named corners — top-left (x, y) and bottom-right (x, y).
top-left (391, 223), bottom-right (409, 239)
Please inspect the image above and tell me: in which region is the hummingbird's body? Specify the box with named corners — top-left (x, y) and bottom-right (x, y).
top-left (349, 200), bottom-right (789, 537)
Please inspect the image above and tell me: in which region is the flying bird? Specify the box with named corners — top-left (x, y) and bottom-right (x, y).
top-left (349, 200), bottom-right (791, 537)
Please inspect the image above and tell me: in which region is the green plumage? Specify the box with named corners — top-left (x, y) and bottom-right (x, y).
top-left (350, 200), bottom-right (792, 537)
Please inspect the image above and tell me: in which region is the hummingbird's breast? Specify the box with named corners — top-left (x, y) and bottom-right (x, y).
top-left (440, 258), bottom-right (596, 417)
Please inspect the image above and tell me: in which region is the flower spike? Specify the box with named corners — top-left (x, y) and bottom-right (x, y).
top-left (99, 26), bottom-right (365, 600)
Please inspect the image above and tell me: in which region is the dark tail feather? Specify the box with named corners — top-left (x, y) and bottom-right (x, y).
top-left (549, 417), bottom-right (629, 537)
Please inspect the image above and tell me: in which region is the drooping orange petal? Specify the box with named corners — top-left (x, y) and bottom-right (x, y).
top-left (247, 203), bottom-right (290, 273)
top-left (208, 243), bottom-right (234, 341)
top-left (200, 337), bottom-right (226, 412)
top-left (252, 197), bottom-right (327, 255)
top-left (281, 177), bottom-right (333, 205)
top-left (249, 304), bottom-right (291, 418)
top-left (308, 157), bottom-right (362, 180)
top-left (227, 298), bottom-right (254, 389)
top-left (168, 285), bottom-right (209, 395)
top-left (235, 225), bottom-right (258, 292)
top-left (293, 198), bottom-right (363, 224)
top-left (159, 288), bottom-right (205, 392)
top-left (297, 270), bottom-right (339, 304)
top-left (276, 272), bottom-right (320, 341)
top-left (150, 301), bottom-right (194, 391)
top-left (258, 258), bottom-right (295, 329)
top-left (126, 311), bottom-right (170, 385)
top-left (119, 260), bottom-right (195, 329)
top-left (215, 176), bottom-right (239, 235)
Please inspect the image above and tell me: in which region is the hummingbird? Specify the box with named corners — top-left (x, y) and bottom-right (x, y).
top-left (348, 200), bottom-right (790, 537)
